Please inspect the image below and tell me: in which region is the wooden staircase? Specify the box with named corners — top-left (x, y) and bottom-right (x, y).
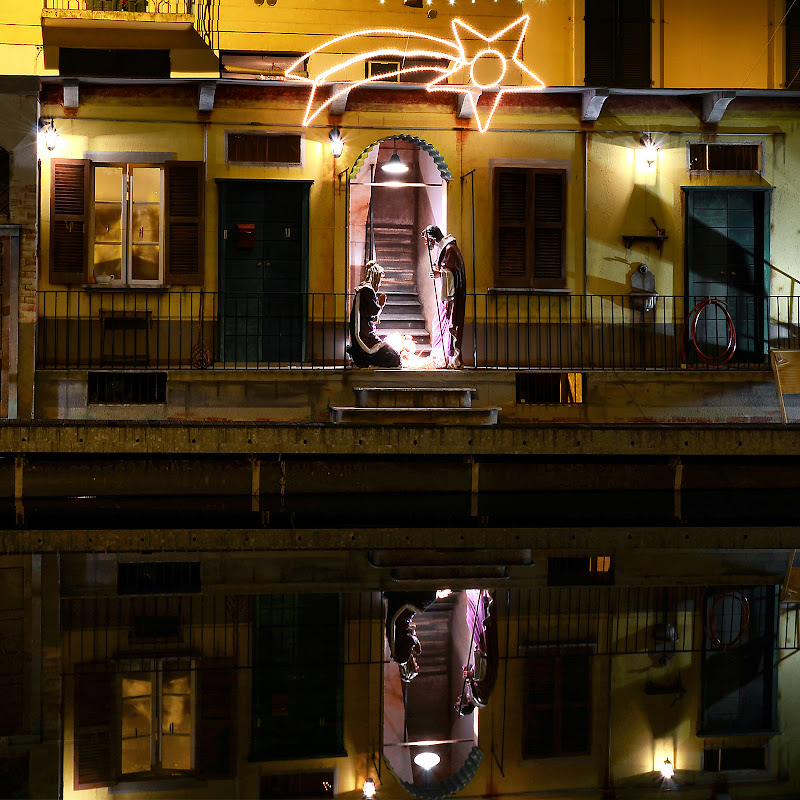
top-left (330, 387), bottom-right (500, 425)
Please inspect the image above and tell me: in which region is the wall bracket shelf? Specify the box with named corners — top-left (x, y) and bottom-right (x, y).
top-left (622, 234), bottom-right (668, 251)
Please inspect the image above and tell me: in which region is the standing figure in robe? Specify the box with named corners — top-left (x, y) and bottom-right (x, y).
top-left (455, 589), bottom-right (498, 715)
top-left (347, 261), bottom-right (401, 368)
top-left (421, 225), bottom-right (467, 369)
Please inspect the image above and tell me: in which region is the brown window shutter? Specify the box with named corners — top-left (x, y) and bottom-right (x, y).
top-left (787, 3), bottom-right (800, 88)
top-left (74, 666), bottom-right (114, 790)
top-left (495, 169), bottom-right (530, 288)
top-left (165, 161), bottom-right (204, 286)
top-left (50, 159), bottom-right (89, 285)
top-left (532, 171), bottom-right (566, 288)
top-left (197, 659), bottom-right (235, 778)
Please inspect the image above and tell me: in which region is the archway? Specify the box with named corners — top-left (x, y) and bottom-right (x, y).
top-left (348, 136), bottom-right (451, 363)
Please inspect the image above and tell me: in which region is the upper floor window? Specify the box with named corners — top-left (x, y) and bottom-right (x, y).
top-left (50, 158), bottom-right (204, 286)
top-left (688, 143), bottom-right (762, 172)
top-left (494, 167), bottom-right (567, 289)
top-left (226, 133), bottom-right (302, 165)
top-left (366, 57), bottom-right (451, 83)
top-left (60, 48), bottom-right (170, 79)
top-left (585, 0), bottom-right (651, 88)
top-left (221, 51), bottom-right (307, 80)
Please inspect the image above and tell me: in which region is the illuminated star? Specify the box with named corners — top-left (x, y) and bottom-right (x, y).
top-left (427, 15), bottom-right (545, 132)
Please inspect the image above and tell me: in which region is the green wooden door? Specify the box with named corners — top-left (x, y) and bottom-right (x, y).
top-left (684, 188), bottom-right (771, 364)
top-left (218, 180), bottom-right (309, 364)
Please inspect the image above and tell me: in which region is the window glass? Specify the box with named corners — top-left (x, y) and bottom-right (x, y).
top-left (121, 673), bottom-right (153, 774)
top-left (130, 167), bottom-right (161, 281)
top-left (94, 166), bottom-right (124, 281)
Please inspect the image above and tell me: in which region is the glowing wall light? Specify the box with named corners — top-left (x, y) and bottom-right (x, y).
top-left (41, 118), bottom-right (58, 152)
top-left (329, 126), bottom-right (344, 158)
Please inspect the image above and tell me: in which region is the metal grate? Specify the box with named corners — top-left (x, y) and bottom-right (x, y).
top-left (88, 371), bottom-right (166, 403)
top-left (516, 372), bottom-right (583, 404)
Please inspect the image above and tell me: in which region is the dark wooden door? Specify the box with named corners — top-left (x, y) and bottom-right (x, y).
top-left (684, 188), bottom-right (771, 364)
top-left (218, 181), bottom-right (309, 364)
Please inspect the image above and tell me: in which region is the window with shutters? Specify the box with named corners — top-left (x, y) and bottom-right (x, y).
top-left (585, 0), bottom-right (651, 88)
top-left (494, 168), bottom-right (567, 289)
top-left (524, 653), bottom-right (591, 758)
top-left (50, 159), bottom-right (204, 286)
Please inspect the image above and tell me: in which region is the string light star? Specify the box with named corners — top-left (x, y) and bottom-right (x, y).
top-left (285, 15), bottom-right (546, 132)
top-left (427, 15), bottom-right (545, 132)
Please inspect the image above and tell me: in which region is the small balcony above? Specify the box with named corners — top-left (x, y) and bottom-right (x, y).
top-left (41, 0), bottom-right (212, 52)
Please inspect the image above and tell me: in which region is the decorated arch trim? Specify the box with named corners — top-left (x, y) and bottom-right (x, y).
top-left (350, 134), bottom-right (453, 182)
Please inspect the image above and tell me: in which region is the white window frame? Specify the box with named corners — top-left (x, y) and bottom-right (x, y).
top-left (118, 657), bottom-right (196, 778)
top-left (90, 162), bottom-right (166, 287)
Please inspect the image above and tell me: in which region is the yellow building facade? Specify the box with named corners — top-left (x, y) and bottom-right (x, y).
top-left (3, 2), bottom-right (800, 800)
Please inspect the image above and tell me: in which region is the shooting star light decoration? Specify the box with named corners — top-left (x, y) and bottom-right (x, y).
top-left (285, 14), bottom-right (545, 133)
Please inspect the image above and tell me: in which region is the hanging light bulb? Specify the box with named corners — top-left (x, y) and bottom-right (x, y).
top-left (362, 777), bottom-right (377, 798)
top-left (413, 752), bottom-right (440, 770)
top-left (660, 757), bottom-right (675, 781)
top-left (381, 138), bottom-right (408, 174)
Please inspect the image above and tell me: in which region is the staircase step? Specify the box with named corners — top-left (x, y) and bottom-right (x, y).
top-left (330, 407), bottom-right (500, 425)
top-left (353, 387), bottom-right (477, 408)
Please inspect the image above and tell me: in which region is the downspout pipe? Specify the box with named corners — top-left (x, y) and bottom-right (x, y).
top-left (461, 169), bottom-right (477, 368)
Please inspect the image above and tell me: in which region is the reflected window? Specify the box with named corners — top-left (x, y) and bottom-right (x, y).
top-left (120, 658), bottom-right (195, 776)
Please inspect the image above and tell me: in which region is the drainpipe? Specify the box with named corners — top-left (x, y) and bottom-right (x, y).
top-left (604, 653), bottom-right (614, 798)
top-left (583, 130), bottom-right (589, 320)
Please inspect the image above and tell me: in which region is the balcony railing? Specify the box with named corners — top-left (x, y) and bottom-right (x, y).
top-left (44, 0), bottom-right (194, 13)
top-left (36, 291), bottom-right (800, 371)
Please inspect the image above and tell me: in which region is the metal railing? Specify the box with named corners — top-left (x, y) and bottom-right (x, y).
top-left (37, 291), bottom-right (800, 371)
top-left (44, 0), bottom-right (195, 12)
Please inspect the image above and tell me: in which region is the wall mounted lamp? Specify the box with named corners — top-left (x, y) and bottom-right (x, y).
top-left (362, 777), bottom-right (377, 798)
top-left (329, 127), bottom-right (344, 158)
top-left (640, 134), bottom-right (657, 168)
top-left (381, 137), bottom-right (408, 174)
top-left (41, 117), bottom-right (58, 152)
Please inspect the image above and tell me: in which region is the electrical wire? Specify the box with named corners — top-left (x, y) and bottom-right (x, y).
top-left (681, 297), bottom-right (737, 367)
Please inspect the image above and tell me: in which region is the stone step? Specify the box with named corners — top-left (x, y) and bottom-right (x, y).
top-left (380, 311), bottom-right (426, 323)
top-left (330, 407), bottom-right (500, 425)
top-left (353, 387), bottom-right (477, 408)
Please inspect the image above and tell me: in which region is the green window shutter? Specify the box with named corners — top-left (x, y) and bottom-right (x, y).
top-left (584, 0), bottom-right (616, 85)
top-left (197, 659), bottom-right (236, 778)
top-left (532, 171), bottom-right (566, 288)
top-left (164, 161), bottom-right (204, 286)
top-left (585, 0), bottom-right (650, 87)
top-left (495, 169), bottom-right (530, 288)
top-left (50, 159), bottom-right (89, 285)
top-left (619, 0), bottom-right (651, 88)
top-left (73, 666), bottom-right (114, 790)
